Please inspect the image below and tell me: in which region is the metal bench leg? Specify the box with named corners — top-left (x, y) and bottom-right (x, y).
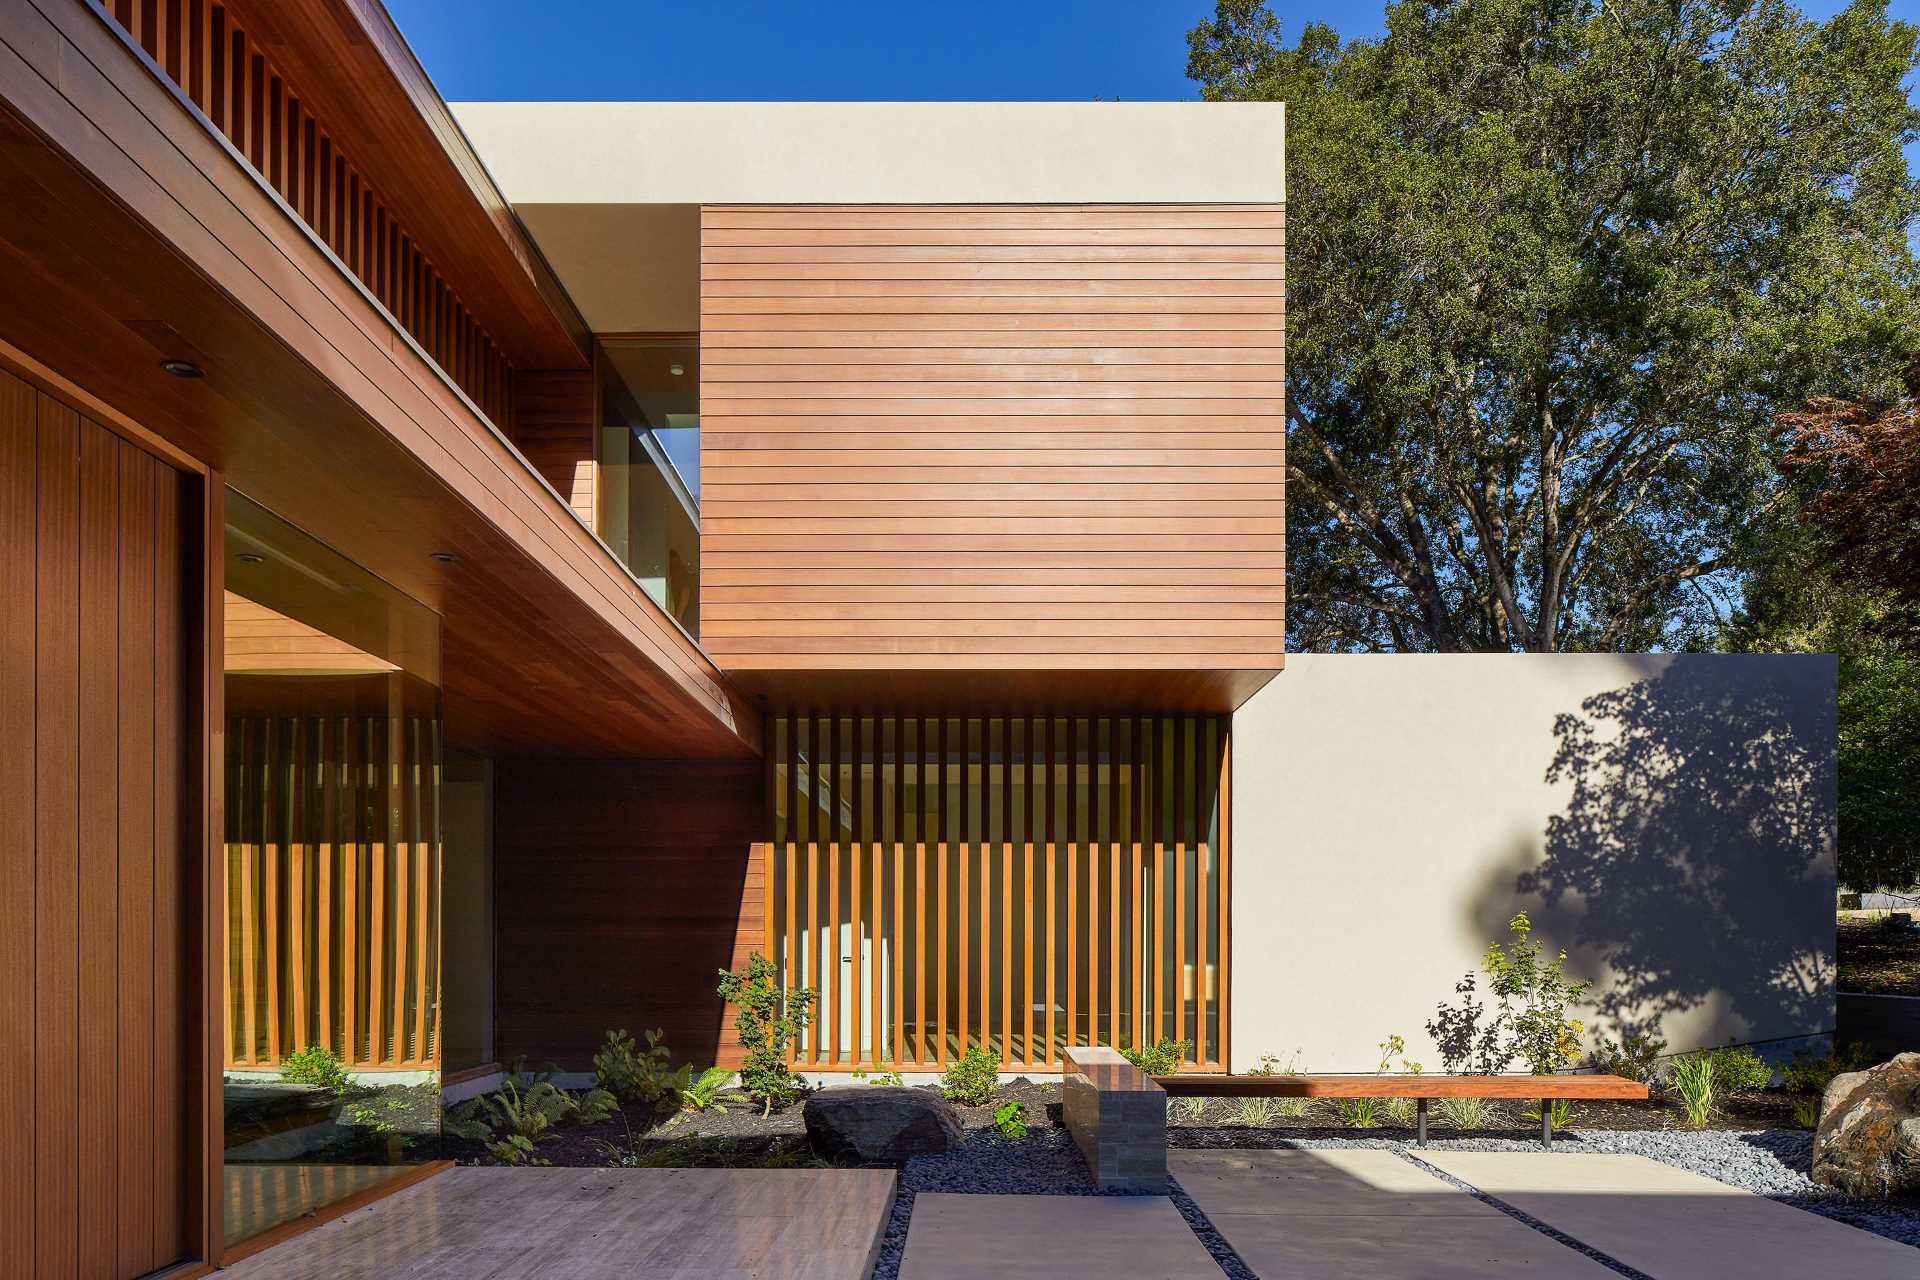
top-left (1541, 1100), bottom-right (1552, 1149)
top-left (1416, 1098), bottom-right (1427, 1148)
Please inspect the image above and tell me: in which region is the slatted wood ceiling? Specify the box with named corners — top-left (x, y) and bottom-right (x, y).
top-left (699, 204), bottom-right (1285, 672)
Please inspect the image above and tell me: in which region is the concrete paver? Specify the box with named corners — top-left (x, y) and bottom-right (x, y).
top-left (899, 1193), bottom-right (1221, 1280)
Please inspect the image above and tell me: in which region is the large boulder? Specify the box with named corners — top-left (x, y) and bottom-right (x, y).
top-left (804, 1086), bottom-right (964, 1163)
top-left (1812, 1051), bottom-right (1920, 1197)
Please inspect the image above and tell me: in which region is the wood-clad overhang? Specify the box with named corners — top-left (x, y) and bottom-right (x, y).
top-left (0, 0), bottom-right (759, 758)
top-left (216, 0), bottom-right (590, 371)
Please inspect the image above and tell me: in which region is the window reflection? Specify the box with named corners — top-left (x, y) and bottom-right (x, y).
top-left (221, 491), bottom-right (442, 1245)
top-left (599, 338), bottom-right (700, 634)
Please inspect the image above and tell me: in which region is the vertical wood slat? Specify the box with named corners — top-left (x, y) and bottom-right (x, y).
top-left (118, 442), bottom-right (158, 1278)
top-left (317, 717), bottom-right (333, 1055)
top-left (1219, 728), bottom-right (1232, 1071)
top-left (0, 374), bottom-right (31, 1279)
top-left (1065, 718), bottom-right (1077, 1050)
top-left (1001, 720), bottom-right (1013, 1065)
top-left (1174, 717), bottom-right (1188, 1063)
top-left (957, 719), bottom-right (969, 1056)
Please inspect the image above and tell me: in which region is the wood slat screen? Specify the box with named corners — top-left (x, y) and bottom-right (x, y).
top-left (94, 0), bottom-right (514, 428)
top-left (223, 707), bottom-right (441, 1069)
top-left (766, 713), bottom-right (1227, 1071)
top-left (700, 203), bottom-right (1285, 672)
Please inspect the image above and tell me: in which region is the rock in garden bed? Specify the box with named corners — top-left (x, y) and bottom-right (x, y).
top-left (804, 1086), bottom-right (964, 1162)
top-left (1814, 1051), bottom-right (1920, 1197)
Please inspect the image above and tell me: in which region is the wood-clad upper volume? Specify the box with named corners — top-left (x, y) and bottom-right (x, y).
top-left (699, 204), bottom-right (1285, 703)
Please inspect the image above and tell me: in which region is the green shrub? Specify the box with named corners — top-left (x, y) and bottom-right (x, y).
top-left (1436, 1096), bottom-right (1498, 1131)
top-left (853, 1068), bottom-right (905, 1087)
top-left (1247, 1051), bottom-right (1308, 1117)
top-left (1120, 1038), bottom-right (1193, 1076)
top-left (1173, 1096), bottom-right (1208, 1121)
top-left (993, 1100), bottom-right (1029, 1138)
top-left (1383, 1096), bottom-right (1418, 1126)
top-left (1337, 1097), bottom-right (1380, 1128)
top-left (1670, 1054), bottom-right (1716, 1127)
top-left (593, 1029), bottom-right (684, 1117)
top-left (1783, 1041), bottom-right (1877, 1098)
top-left (280, 1044), bottom-right (352, 1094)
top-left (941, 1045), bottom-right (999, 1106)
top-left (679, 1067), bottom-right (735, 1114)
top-left (1792, 1095), bottom-right (1822, 1129)
top-left (716, 953), bottom-right (818, 1117)
top-left (1522, 1098), bottom-right (1581, 1129)
top-left (1592, 1033), bottom-right (1667, 1084)
top-left (1707, 1044), bottom-right (1773, 1093)
top-left (1427, 914), bottom-right (1590, 1075)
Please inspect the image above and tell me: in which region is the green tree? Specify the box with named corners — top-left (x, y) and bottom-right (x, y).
top-left (1188, 0), bottom-right (1920, 653)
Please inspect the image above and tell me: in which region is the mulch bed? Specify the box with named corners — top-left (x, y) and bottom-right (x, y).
top-left (440, 1077), bottom-right (1801, 1168)
top-left (1838, 915), bottom-right (1920, 997)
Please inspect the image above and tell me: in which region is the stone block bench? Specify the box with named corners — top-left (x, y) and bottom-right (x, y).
top-left (1153, 1071), bottom-right (1650, 1148)
top-left (1062, 1046), bottom-right (1169, 1192)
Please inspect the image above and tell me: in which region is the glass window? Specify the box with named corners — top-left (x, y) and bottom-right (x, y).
top-left (598, 338), bottom-right (699, 634)
top-left (221, 490), bottom-right (443, 1246)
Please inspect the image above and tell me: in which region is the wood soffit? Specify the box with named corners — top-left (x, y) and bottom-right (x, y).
top-left (217, 0), bottom-right (591, 369)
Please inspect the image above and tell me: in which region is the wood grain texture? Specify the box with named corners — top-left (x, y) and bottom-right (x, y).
top-left (699, 204), bottom-right (1285, 702)
top-left (493, 759), bottom-right (765, 1070)
top-left (509, 369), bottom-right (595, 527)
top-left (3, 367), bottom-right (193, 1279)
top-left (1152, 1075), bottom-right (1651, 1100)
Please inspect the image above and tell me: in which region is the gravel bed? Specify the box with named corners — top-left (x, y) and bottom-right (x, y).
top-left (870, 1126), bottom-right (1920, 1278)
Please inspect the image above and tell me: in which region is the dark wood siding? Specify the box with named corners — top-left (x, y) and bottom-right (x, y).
top-left (2, 366), bottom-right (193, 1278)
top-left (493, 759), bottom-right (765, 1070)
top-left (509, 369), bottom-right (595, 528)
top-left (699, 204), bottom-right (1286, 677)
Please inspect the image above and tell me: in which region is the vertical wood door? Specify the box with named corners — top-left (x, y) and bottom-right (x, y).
top-left (1, 368), bottom-right (193, 1279)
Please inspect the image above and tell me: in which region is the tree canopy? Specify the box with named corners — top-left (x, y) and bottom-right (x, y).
top-left (1188, 0), bottom-right (1920, 652)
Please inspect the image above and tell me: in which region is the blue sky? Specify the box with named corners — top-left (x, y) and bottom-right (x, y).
top-left (391, 0), bottom-right (1913, 104)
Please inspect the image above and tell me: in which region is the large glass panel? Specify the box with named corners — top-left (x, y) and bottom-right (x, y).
top-left (221, 491), bottom-right (443, 1246)
top-left (599, 338), bottom-right (700, 634)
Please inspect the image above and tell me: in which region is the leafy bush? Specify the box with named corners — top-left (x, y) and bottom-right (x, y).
top-left (1707, 1044), bottom-right (1773, 1093)
top-left (1428, 914), bottom-right (1590, 1075)
top-left (679, 1067), bottom-right (735, 1114)
top-left (941, 1045), bottom-right (999, 1106)
top-left (1783, 1041), bottom-right (1877, 1098)
top-left (280, 1044), bottom-right (352, 1094)
top-left (993, 1101), bottom-right (1029, 1138)
top-left (594, 1029), bottom-right (684, 1117)
top-left (1436, 1096), bottom-right (1498, 1131)
top-left (1338, 1097), bottom-right (1380, 1128)
top-left (716, 953), bottom-right (818, 1117)
top-left (1592, 1033), bottom-right (1667, 1084)
top-left (1670, 1054), bottom-right (1716, 1126)
top-left (1120, 1038), bottom-right (1194, 1076)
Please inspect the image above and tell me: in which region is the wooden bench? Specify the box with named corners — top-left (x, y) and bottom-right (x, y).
top-left (1152, 1073), bottom-right (1650, 1148)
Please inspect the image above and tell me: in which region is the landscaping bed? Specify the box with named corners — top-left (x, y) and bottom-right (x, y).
top-left (1838, 913), bottom-right (1920, 996)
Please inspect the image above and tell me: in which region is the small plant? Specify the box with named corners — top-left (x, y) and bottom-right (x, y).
top-left (1120, 1038), bottom-right (1194, 1076)
top-left (853, 1068), bottom-right (906, 1087)
top-left (280, 1044), bottom-right (352, 1095)
top-left (1522, 1098), bottom-right (1581, 1129)
top-left (1428, 914), bottom-right (1590, 1075)
top-left (716, 953), bottom-right (818, 1117)
top-left (1337, 1096), bottom-right (1380, 1129)
top-left (1592, 1033), bottom-right (1667, 1085)
top-left (993, 1100), bottom-right (1029, 1138)
top-left (1436, 1095), bottom-right (1498, 1131)
top-left (1173, 1095), bottom-right (1209, 1122)
top-left (679, 1067), bottom-right (735, 1114)
top-left (1783, 1041), bottom-right (1876, 1098)
top-left (1248, 1050), bottom-right (1308, 1117)
top-left (1383, 1097), bottom-right (1418, 1126)
top-left (941, 1045), bottom-right (999, 1107)
top-left (1792, 1095), bottom-right (1822, 1130)
top-left (594, 1029), bottom-right (684, 1117)
top-left (1236, 1096), bottom-right (1278, 1126)
top-left (1706, 1043), bottom-right (1773, 1093)
top-left (1670, 1053), bottom-right (1716, 1127)
top-left (488, 1133), bottom-right (549, 1167)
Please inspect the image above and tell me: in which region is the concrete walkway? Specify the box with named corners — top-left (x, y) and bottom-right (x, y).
top-left (1421, 1151), bottom-right (1920, 1280)
top-left (219, 1166), bottom-right (897, 1279)
top-left (1171, 1148), bottom-right (1616, 1278)
top-left (900, 1193), bottom-right (1220, 1279)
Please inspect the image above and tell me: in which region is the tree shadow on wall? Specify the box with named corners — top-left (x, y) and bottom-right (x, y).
top-left (1511, 658), bottom-right (1836, 1044)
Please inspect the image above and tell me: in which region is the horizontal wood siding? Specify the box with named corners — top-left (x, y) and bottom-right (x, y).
top-left (3, 367), bottom-right (193, 1278)
top-left (699, 204), bottom-right (1285, 671)
top-left (493, 760), bottom-right (765, 1070)
top-left (509, 370), bottom-right (595, 527)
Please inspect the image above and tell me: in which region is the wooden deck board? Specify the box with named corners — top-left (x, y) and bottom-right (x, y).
top-left (219, 1166), bottom-right (898, 1279)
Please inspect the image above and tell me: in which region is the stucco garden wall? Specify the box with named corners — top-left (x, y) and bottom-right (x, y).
top-left (1229, 654), bottom-right (1837, 1073)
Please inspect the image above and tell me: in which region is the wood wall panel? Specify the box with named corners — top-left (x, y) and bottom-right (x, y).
top-left (509, 369), bottom-right (595, 527)
top-left (698, 204), bottom-right (1286, 682)
top-left (493, 760), bottom-right (765, 1070)
top-left (2, 366), bottom-right (193, 1279)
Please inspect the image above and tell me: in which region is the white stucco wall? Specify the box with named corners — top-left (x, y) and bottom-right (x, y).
top-left (1229, 654), bottom-right (1837, 1073)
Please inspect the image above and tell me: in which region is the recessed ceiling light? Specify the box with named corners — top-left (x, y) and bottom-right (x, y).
top-left (236, 552), bottom-right (264, 565)
top-left (430, 551), bottom-right (458, 564)
top-left (669, 363), bottom-right (685, 377)
top-left (159, 358), bottom-right (204, 379)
